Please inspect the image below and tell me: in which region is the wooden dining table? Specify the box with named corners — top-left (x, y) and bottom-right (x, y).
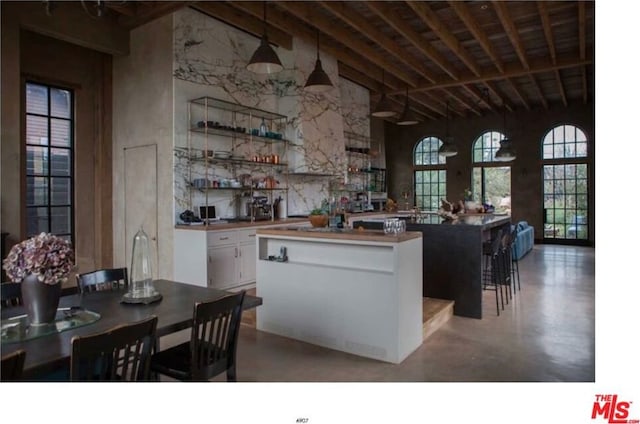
top-left (0, 279), bottom-right (262, 380)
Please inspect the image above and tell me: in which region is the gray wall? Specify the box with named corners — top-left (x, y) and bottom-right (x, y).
top-left (384, 101), bottom-right (595, 245)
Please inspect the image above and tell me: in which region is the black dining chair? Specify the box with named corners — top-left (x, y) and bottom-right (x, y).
top-left (1, 349), bottom-right (26, 381)
top-left (151, 291), bottom-right (245, 382)
top-left (76, 268), bottom-right (128, 294)
top-left (70, 315), bottom-right (158, 381)
top-left (1, 281), bottom-right (22, 307)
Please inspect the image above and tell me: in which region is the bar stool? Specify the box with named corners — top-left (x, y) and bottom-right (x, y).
top-left (499, 231), bottom-right (513, 301)
top-left (482, 228), bottom-right (505, 316)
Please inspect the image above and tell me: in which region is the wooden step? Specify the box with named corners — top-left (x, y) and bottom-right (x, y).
top-left (423, 297), bottom-right (454, 340)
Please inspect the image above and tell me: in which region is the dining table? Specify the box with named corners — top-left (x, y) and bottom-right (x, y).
top-left (0, 279), bottom-right (262, 380)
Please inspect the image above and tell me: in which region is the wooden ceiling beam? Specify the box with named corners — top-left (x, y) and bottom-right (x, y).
top-left (318, 1), bottom-right (439, 85)
top-left (529, 74), bottom-right (549, 109)
top-left (492, 1), bottom-right (530, 70)
top-left (443, 88), bottom-right (482, 117)
top-left (366, 1), bottom-right (459, 80)
top-left (388, 55), bottom-right (592, 95)
top-left (537, 1), bottom-right (557, 64)
top-left (554, 70), bottom-right (567, 107)
top-left (482, 81), bottom-right (513, 112)
top-left (276, 1), bottom-right (420, 88)
top-left (405, 1), bottom-right (481, 77)
top-left (118, 1), bottom-right (192, 29)
top-left (192, 2), bottom-right (292, 49)
top-left (462, 84), bottom-right (494, 112)
top-left (506, 78), bottom-right (531, 110)
top-left (578, 1), bottom-right (586, 60)
top-left (449, 1), bottom-right (504, 73)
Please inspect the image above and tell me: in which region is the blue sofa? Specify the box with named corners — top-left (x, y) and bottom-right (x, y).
top-left (513, 221), bottom-right (534, 260)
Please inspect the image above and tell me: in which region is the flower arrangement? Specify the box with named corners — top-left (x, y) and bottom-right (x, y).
top-left (2, 232), bottom-right (75, 285)
top-left (463, 188), bottom-right (473, 201)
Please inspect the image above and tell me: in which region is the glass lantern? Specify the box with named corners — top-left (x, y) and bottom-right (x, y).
top-left (122, 226), bottom-right (161, 304)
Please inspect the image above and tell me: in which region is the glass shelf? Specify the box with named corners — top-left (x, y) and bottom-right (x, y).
top-left (1, 307), bottom-right (101, 344)
top-left (190, 156), bottom-right (288, 168)
top-left (190, 96), bottom-right (288, 121)
top-left (191, 186), bottom-right (288, 191)
top-left (189, 126), bottom-right (287, 143)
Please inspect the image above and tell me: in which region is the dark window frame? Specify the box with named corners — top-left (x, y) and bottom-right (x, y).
top-left (413, 136), bottom-right (447, 211)
top-left (24, 80), bottom-right (75, 244)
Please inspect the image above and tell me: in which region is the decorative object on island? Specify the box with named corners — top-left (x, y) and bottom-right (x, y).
top-left (246, 1), bottom-right (283, 74)
top-left (2, 232), bottom-right (75, 325)
top-left (304, 29), bottom-right (333, 93)
top-left (384, 198), bottom-right (398, 212)
top-left (308, 208), bottom-right (329, 228)
top-left (122, 227), bottom-right (162, 304)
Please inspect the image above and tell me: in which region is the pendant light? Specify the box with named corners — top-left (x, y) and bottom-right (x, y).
top-left (304, 29), bottom-right (333, 93)
top-left (371, 70), bottom-right (396, 118)
top-left (396, 87), bottom-right (419, 125)
top-left (246, 1), bottom-right (283, 74)
top-left (495, 104), bottom-right (516, 162)
top-left (438, 101), bottom-right (458, 157)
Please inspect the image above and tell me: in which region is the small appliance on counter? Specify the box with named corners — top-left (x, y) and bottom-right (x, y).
top-left (241, 195), bottom-right (272, 221)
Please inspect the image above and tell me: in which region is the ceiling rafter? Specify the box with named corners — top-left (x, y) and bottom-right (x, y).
top-left (366, 1), bottom-right (459, 80)
top-left (449, 1), bottom-right (504, 74)
top-left (389, 55), bottom-right (591, 95)
top-left (554, 70), bottom-right (568, 107)
top-left (482, 81), bottom-right (513, 112)
top-left (492, 1), bottom-right (530, 70)
top-left (317, 1), bottom-right (438, 85)
top-left (461, 84), bottom-right (494, 113)
top-left (443, 88), bottom-right (482, 117)
top-left (405, 1), bottom-right (481, 77)
top-left (578, 1), bottom-right (588, 104)
top-left (506, 78), bottom-right (531, 110)
top-left (275, 1), bottom-right (420, 88)
top-left (537, 1), bottom-right (556, 64)
top-left (118, 1), bottom-right (192, 29)
top-left (529, 74), bottom-right (549, 109)
top-left (192, 2), bottom-right (292, 49)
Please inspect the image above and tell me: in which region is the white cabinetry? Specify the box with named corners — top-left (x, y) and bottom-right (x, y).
top-left (207, 230), bottom-right (239, 289)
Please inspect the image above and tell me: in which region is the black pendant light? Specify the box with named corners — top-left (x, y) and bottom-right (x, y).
top-left (495, 104), bottom-right (516, 162)
top-left (246, 1), bottom-right (283, 74)
top-left (396, 87), bottom-right (419, 125)
top-left (304, 29), bottom-right (333, 93)
top-left (438, 101), bottom-right (458, 157)
top-left (371, 70), bottom-right (396, 118)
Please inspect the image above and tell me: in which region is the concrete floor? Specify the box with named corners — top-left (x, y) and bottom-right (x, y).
top-left (162, 244), bottom-right (594, 382)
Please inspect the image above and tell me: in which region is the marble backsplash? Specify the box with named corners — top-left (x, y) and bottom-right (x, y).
top-left (173, 8), bottom-right (369, 219)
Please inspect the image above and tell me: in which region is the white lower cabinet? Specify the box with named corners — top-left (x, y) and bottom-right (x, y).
top-left (175, 224), bottom-right (294, 289)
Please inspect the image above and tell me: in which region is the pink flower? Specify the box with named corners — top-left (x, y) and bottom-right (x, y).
top-left (2, 233), bottom-right (75, 285)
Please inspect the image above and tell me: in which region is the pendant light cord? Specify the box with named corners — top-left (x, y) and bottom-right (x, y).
top-left (263, 1), bottom-right (267, 34)
top-left (445, 101), bottom-right (449, 137)
top-left (316, 29), bottom-right (321, 61)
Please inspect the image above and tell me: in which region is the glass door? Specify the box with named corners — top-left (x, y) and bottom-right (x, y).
top-left (542, 163), bottom-right (588, 241)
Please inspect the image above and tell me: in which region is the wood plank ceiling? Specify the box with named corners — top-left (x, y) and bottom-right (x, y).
top-left (102, 0), bottom-right (595, 122)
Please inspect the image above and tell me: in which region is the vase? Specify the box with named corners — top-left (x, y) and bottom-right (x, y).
top-left (309, 214), bottom-right (328, 228)
top-left (21, 274), bottom-right (61, 325)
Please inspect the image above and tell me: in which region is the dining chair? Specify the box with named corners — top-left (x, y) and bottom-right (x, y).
top-left (1, 349), bottom-right (26, 381)
top-left (151, 291), bottom-right (245, 382)
top-left (76, 267), bottom-right (128, 294)
top-left (1, 281), bottom-right (22, 307)
top-left (70, 315), bottom-right (157, 381)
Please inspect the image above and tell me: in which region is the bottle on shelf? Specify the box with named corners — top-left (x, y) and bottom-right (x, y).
top-left (259, 118), bottom-right (268, 137)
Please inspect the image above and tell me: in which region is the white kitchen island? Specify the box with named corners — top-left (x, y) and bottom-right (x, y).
top-left (256, 227), bottom-right (423, 364)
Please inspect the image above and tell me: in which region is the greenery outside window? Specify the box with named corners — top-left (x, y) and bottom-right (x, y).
top-left (472, 131), bottom-right (511, 212)
top-left (414, 136), bottom-right (446, 211)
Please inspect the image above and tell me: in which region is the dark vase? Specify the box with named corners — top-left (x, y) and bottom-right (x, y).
top-left (21, 274), bottom-right (61, 325)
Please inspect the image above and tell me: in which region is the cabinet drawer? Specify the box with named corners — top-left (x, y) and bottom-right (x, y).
top-left (207, 230), bottom-right (238, 247)
top-left (237, 228), bottom-right (257, 244)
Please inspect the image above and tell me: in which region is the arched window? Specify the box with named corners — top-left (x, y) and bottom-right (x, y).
top-left (414, 136), bottom-right (446, 211)
top-left (472, 131), bottom-right (511, 212)
top-left (541, 124), bottom-right (589, 241)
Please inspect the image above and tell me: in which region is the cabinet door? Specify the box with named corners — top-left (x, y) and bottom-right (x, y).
top-left (208, 245), bottom-right (238, 289)
top-left (239, 242), bottom-right (257, 284)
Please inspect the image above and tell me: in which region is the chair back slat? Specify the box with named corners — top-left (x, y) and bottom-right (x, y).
top-left (189, 291), bottom-right (245, 380)
top-left (76, 268), bottom-right (128, 294)
top-left (1, 282), bottom-right (22, 307)
top-left (70, 315), bottom-right (157, 381)
top-left (1, 349), bottom-right (26, 381)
